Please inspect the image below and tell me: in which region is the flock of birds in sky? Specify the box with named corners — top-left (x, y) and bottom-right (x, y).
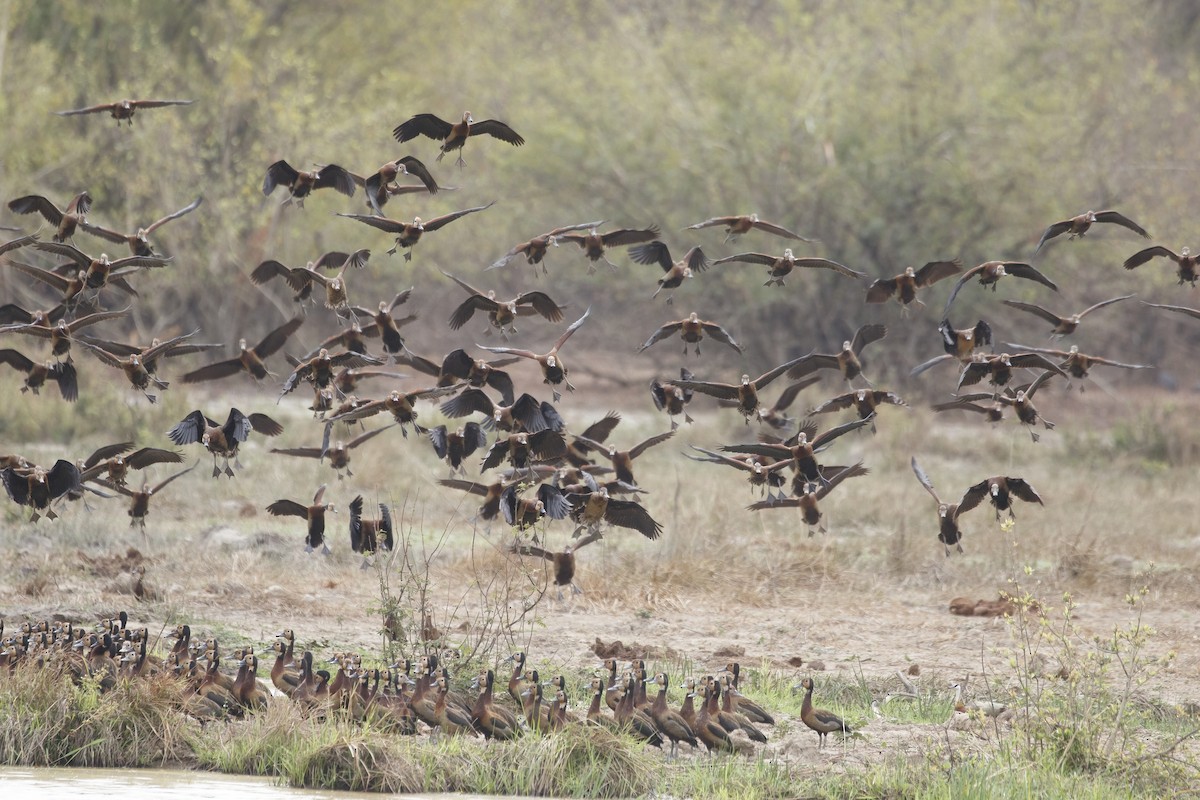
top-left (1, 96), bottom-right (1198, 576)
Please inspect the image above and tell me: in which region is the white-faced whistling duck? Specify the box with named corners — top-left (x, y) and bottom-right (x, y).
top-left (357, 155), bottom-right (438, 216)
top-left (8, 191), bottom-right (92, 241)
top-left (694, 680), bottom-right (750, 754)
top-left (557, 225), bottom-right (661, 272)
top-left (78, 196), bottom-right (203, 257)
top-left (722, 417), bottom-right (872, 491)
top-left (337, 202), bottom-right (495, 261)
top-left (250, 250), bottom-right (366, 309)
top-left (349, 495), bottom-right (393, 566)
top-left (78, 443), bottom-right (182, 487)
top-left (612, 675), bottom-right (664, 748)
top-left (637, 312), bottom-right (743, 356)
top-left (469, 669), bottom-right (520, 741)
top-left (0, 232), bottom-right (39, 259)
top-left (1035, 209), bottom-right (1150, 255)
top-left (268, 639), bottom-right (302, 697)
top-left (180, 316), bottom-right (303, 384)
top-left (0, 307), bottom-right (130, 362)
top-left (322, 384), bottom-right (462, 437)
top-left (959, 475), bottom-right (1044, 522)
top-left (441, 270), bottom-right (566, 336)
top-left (346, 287), bottom-right (416, 357)
top-left (747, 462), bottom-right (870, 534)
top-left (930, 394), bottom-right (1006, 424)
top-left (76, 330), bottom-right (204, 403)
top-left (1001, 342), bottom-right (1153, 387)
top-left (2, 260), bottom-right (90, 311)
top-left (752, 376), bottom-right (820, 431)
top-left (565, 485), bottom-right (663, 540)
top-left (721, 663), bottom-right (775, 725)
top-left (685, 445), bottom-right (791, 501)
top-left (865, 259), bottom-right (963, 308)
top-left (1125, 245), bottom-right (1199, 286)
top-left (508, 529), bottom-right (602, 599)
top-left (572, 430), bottom-right (675, 486)
top-left (810, 389), bottom-right (908, 433)
top-left (797, 677), bottom-right (852, 747)
top-left (233, 653), bottom-right (268, 711)
top-left (100, 463), bottom-right (196, 529)
top-left (1, 458), bottom-right (81, 521)
top-left (909, 317), bottom-right (995, 377)
top-left (787, 323), bottom-right (888, 388)
top-left (393, 111), bottom-right (525, 168)
top-left (713, 247), bottom-right (865, 287)
top-left (262, 161), bottom-right (356, 207)
top-left (673, 354), bottom-right (809, 425)
top-left (267, 485), bottom-right (334, 554)
top-left (0, 348), bottom-right (77, 400)
top-left (646, 672), bottom-right (699, 760)
top-left (486, 220), bottom-right (606, 275)
top-left (628, 241), bottom-right (709, 304)
top-left (686, 213), bottom-right (816, 245)
top-left (500, 482), bottom-right (572, 531)
top-left (77, 328), bottom-right (222, 375)
top-left (445, 390), bottom-right (562, 434)
top-left (279, 346), bottom-right (383, 400)
top-left (167, 407), bottom-right (285, 477)
top-left (0, 298), bottom-right (65, 327)
top-left (477, 306), bottom-right (591, 402)
top-left (270, 423), bottom-right (391, 480)
top-left (435, 674), bottom-right (481, 738)
top-left (955, 350), bottom-right (1067, 393)
top-left (54, 98), bottom-right (193, 125)
top-left (429, 423), bottom-right (488, 475)
top-left (708, 675), bottom-right (768, 743)
top-left (437, 477), bottom-right (511, 524)
top-left (911, 456), bottom-right (976, 555)
top-left (943, 260), bottom-right (1059, 315)
top-left (1141, 300), bottom-right (1200, 320)
top-left (503, 652), bottom-right (528, 707)
top-left (287, 250), bottom-right (370, 319)
top-left (650, 368), bottom-right (696, 430)
top-left (403, 347), bottom-right (518, 406)
top-left (1002, 294), bottom-right (1136, 338)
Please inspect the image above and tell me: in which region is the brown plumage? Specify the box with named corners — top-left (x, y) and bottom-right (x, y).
top-left (809, 389), bottom-right (907, 433)
top-left (638, 312), bottom-right (743, 356)
top-left (286, 250), bottom-right (370, 318)
top-left (441, 270), bottom-right (565, 334)
top-left (909, 317), bottom-right (995, 378)
top-left (713, 247), bottom-right (864, 287)
top-left (270, 424), bottom-right (390, 479)
top-left (557, 225), bottom-right (660, 272)
top-left (54, 98), bottom-right (193, 125)
top-left (746, 463), bottom-right (870, 533)
top-left (279, 346), bottom-right (382, 399)
top-left (943, 260), bottom-right (1059, 315)
top-left (1, 459), bottom-right (81, 522)
top-left (486, 220), bottom-right (606, 275)
top-left (646, 672), bottom-right (698, 760)
top-left (1035, 209), bottom-right (1149, 254)
top-left (911, 456), bottom-right (975, 555)
top-left (629, 241), bottom-right (709, 303)
top-left (1001, 294), bottom-right (1134, 337)
top-left (326, 385), bottom-right (462, 436)
top-left (564, 485), bottom-right (663, 540)
top-left (0, 349), bottom-right (77, 400)
top-left (262, 161), bottom-right (356, 206)
top-left (480, 429), bottom-right (567, 473)
top-left (1124, 246), bottom-right (1199, 286)
top-left (166, 408), bottom-right (284, 477)
top-left (955, 351), bottom-right (1068, 392)
top-left (0, 307), bottom-right (129, 361)
top-left (75, 330), bottom-right (203, 403)
top-left (685, 445), bottom-right (791, 500)
top-left (401, 347), bottom-right (517, 405)
top-left (267, 485), bottom-right (334, 554)
top-left (650, 368), bottom-right (696, 430)
top-left (393, 111), bottom-right (525, 168)
top-left (180, 317), bottom-right (303, 384)
top-left (78, 444), bottom-right (182, 487)
top-left (346, 288), bottom-right (416, 356)
top-left (686, 213), bottom-right (816, 244)
top-left (357, 156), bottom-right (438, 216)
top-left (79, 196), bottom-right (202, 257)
top-left (348, 494), bottom-right (393, 558)
top-left (572, 430), bottom-right (675, 486)
top-left (428, 423), bottom-right (488, 474)
top-left (32, 240), bottom-right (171, 293)
top-left (959, 476), bottom-right (1044, 522)
top-left (500, 482), bottom-right (572, 531)
top-left (788, 324), bottom-right (888, 388)
top-left (470, 669), bottom-right (520, 741)
top-left (866, 260), bottom-right (962, 307)
top-left (476, 307), bottom-right (590, 402)
top-left (798, 677), bottom-right (852, 747)
top-left (100, 464), bottom-right (196, 529)
top-left (338, 202), bottom-right (494, 260)
top-left (7, 191), bottom-right (92, 242)
top-left (250, 250), bottom-right (367, 308)
top-left (2, 260), bottom-right (91, 310)
top-left (1141, 300), bottom-right (1200, 320)
top-left (508, 529), bottom-right (602, 598)
top-left (440, 390), bottom-right (558, 434)
top-left (673, 354), bottom-right (807, 424)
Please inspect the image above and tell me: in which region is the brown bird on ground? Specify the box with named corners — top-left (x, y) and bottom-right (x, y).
top-left (54, 98), bottom-right (193, 125)
top-left (1001, 294), bottom-right (1135, 338)
top-left (32, 241), bottom-right (171, 292)
top-left (509, 530), bottom-right (602, 599)
top-left (324, 385), bottom-right (462, 436)
top-left (866, 260), bottom-right (962, 308)
top-left (180, 317), bottom-right (303, 384)
top-left (349, 494), bottom-right (393, 562)
top-left (470, 669), bottom-right (520, 741)
top-left (79, 197), bottom-right (203, 257)
top-left (262, 161), bottom-right (356, 207)
top-left (476, 307), bottom-right (590, 401)
top-left (637, 312), bottom-right (743, 356)
top-left (499, 482), bottom-right (572, 531)
top-left (486, 220), bottom-right (606, 275)
top-left (788, 323), bottom-right (888, 388)
top-left (429, 423), bottom-right (488, 474)
top-left (809, 389), bottom-right (907, 433)
top-left (100, 464), bottom-right (196, 529)
top-left (74, 331), bottom-right (202, 404)
top-left (337, 202), bottom-right (494, 260)
top-left (167, 408), bottom-right (284, 477)
top-left (911, 456), bottom-right (975, 555)
top-left (442, 270), bottom-right (565, 335)
top-left (8, 191), bottom-right (92, 242)
top-left (346, 288), bottom-right (416, 356)
top-left (271, 423), bottom-right (390, 479)
top-left (556, 225), bottom-right (661, 272)
top-left (629, 241), bottom-right (709, 303)
top-left (650, 368), bottom-right (696, 430)
top-left (1001, 342), bottom-right (1152, 386)
top-left (943, 260), bottom-right (1058, 315)
top-left (357, 156), bottom-right (438, 216)
top-left (955, 351), bottom-right (1068, 393)
top-left (0, 349), bottom-right (77, 400)
top-left (1124, 246), bottom-right (1199, 286)
top-left (78, 443), bottom-right (182, 487)
top-left (713, 248), bottom-right (864, 287)
top-left (674, 354), bottom-right (808, 424)
top-left (747, 462), bottom-right (870, 534)
top-left (1, 459), bottom-right (81, 522)
top-left (571, 430), bottom-right (675, 486)
top-left (393, 111), bottom-right (525, 168)
top-left (797, 677), bottom-right (852, 747)
top-left (1035, 209), bottom-right (1150, 254)
top-left (0, 307), bottom-right (129, 362)
top-left (267, 485), bottom-right (334, 554)
top-left (565, 485), bottom-right (663, 540)
top-left (959, 476), bottom-right (1044, 522)
top-left (685, 446), bottom-right (792, 500)
top-left (686, 213), bottom-right (816, 244)
top-left (646, 671), bottom-right (699, 760)
top-left (249, 250), bottom-right (368, 309)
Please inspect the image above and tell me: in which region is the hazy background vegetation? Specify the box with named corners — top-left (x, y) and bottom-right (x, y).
top-left (0, 0), bottom-right (1198, 388)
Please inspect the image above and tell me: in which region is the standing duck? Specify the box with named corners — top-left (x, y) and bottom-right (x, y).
top-left (797, 677), bottom-right (852, 747)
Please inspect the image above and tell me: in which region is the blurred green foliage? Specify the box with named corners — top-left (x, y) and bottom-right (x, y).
top-left (0, 0), bottom-right (1197, 388)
